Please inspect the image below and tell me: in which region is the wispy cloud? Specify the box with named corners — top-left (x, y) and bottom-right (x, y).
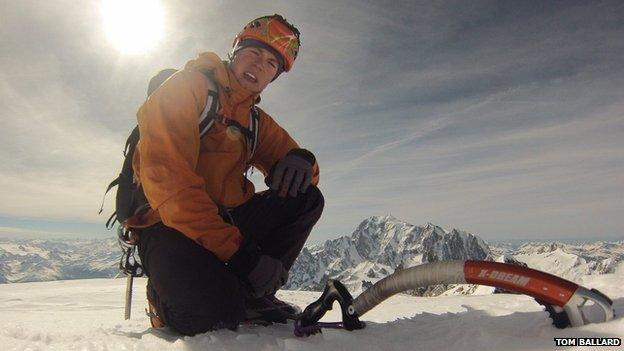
top-left (0, 226), bottom-right (86, 239)
top-left (1, 0), bottom-right (622, 242)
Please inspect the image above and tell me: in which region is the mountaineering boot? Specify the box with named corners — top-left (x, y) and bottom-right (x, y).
top-left (244, 294), bottom-right (301, 324)
top-left (265, 294), bottom-right (302, 316)
top-left (146, 280), bottom-right (165, 328)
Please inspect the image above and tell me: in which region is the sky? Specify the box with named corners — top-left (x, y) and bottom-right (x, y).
top-left (0, 0), bottom-right (623, 243)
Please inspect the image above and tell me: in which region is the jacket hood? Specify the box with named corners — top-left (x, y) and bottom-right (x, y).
top-left (184, 52), bottom-right (260, 106)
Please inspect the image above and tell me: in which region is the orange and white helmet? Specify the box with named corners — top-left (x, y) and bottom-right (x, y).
top-left (232, 14), bottom-right (301, 73)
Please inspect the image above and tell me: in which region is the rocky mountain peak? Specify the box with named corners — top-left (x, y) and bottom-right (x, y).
top-left (286, 216), bottom-right (493, 293)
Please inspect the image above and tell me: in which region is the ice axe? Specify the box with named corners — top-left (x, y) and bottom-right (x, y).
top-left (294, 260), bottom-right (615, 336)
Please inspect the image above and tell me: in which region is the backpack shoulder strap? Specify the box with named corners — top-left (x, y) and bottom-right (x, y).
top-left (199, 72), bottom-right (220, 138)
top-left (248, 106), bottom-right (260, 158)
top-left (197, 70), bottom-right (261, 159)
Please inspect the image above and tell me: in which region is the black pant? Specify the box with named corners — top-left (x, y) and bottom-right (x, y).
top-left (137, 186), bottom-right (324, 335)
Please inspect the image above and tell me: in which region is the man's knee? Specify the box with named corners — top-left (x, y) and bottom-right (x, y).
top-left (138, 224), bottom-right (246, 335)
top-left (151, 263), bottom-right (246, 335)
top-left (302, 185), bottom-right (324, 218)
top-left (162, 292), bottom-right (245, 335)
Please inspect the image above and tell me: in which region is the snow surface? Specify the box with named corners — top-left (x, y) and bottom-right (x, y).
top-left (1, 266), bottom-right (623, 350)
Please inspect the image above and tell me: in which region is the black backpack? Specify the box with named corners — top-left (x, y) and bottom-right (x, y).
top-left (100, 69), bottom-right (260, 270)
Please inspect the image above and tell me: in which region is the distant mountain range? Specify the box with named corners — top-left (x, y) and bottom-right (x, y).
top-left (285, 215), bottom-right (491, 293)
top-left (0, 238), bottom-right (119, 283)
top-left (1, 216), bottom-right (622, 297)
top-left (286, 215), bottom-right (624, 294)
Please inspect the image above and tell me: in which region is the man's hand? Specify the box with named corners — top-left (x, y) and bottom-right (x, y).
top-left (246, 255), bottom-right (289, 298)
top-left (268, 148), bottom-right (315, 197)
top-left (227, 242), bottom-right (288, 298)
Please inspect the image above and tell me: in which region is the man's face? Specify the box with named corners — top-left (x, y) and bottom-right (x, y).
top-left (230, 46), bottom-right (281, 93)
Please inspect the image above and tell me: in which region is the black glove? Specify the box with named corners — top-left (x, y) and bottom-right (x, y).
top-left (246, 255), bottom-right (289, 298)
top-left (266, 148), bottom-right (316, 198)
top-left (227, 242), bottom-right (288, 298)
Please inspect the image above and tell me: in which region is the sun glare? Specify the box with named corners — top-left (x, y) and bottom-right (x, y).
top-left (101, 0), bottom-right (164, 54)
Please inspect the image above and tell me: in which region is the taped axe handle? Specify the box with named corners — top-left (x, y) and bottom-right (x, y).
top-left (352, 260), bottom-right (466, 316)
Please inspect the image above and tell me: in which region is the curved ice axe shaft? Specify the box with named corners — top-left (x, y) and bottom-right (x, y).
top-left (354, 260), bottom-right (614, 327)
top-left (297, 260), bottom-right (614, 334)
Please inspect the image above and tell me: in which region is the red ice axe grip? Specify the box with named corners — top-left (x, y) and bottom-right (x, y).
top-left (463, 260), bottom-right (578, 306)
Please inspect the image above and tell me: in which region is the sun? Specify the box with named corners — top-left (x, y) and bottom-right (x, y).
top-left (101, 0), bottom-right (164, 54)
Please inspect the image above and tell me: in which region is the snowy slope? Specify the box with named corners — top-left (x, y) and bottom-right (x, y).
top-left (508, 241), bottom-right (624, 282)
top-left (0, 266), bottom-right (622, 350)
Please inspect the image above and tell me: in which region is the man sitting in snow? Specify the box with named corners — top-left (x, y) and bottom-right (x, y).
top-left (127, 14), bottom-right (323, 335)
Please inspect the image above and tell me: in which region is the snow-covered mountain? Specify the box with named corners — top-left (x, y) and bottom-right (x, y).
top-left (285, 215), bottom-right (492, 293)
top-left (1, 217), bottom-right (622, 296)
top-left (496, 241), bottom-right (624, 282)
top-left (0, 238), bottom-right (119, 283)
top-left (285, 215), bottom-right (624, 295)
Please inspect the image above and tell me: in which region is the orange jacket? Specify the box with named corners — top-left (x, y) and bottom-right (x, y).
top-left (128, 52), bottom-right (320, 261)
